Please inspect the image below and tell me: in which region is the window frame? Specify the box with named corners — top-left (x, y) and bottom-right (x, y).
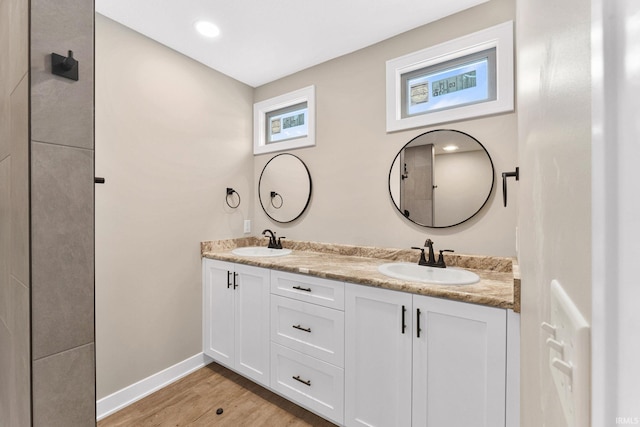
top-left (254, 85), bottom-right (316, 155)
top-left (386, 21), bottom-right (514, 132)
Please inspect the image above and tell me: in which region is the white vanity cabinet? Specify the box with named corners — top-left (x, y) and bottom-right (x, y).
top-left (269, 270), bottom-right (345, 425)
top-left (202, 258), bottom-right (271, 387)
top-left (345, 283), bottom-right (508, 427)
top-left (203, 258), bottom-right (518, 427)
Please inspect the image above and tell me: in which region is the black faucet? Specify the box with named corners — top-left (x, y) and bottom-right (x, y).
top-left (412, 239), bottom-right (454, 268)
top-left (424, 239), bottom-right (437, 266)
top-left (262, 229), bottom-right (286, 249)
top-left (262, 229), bottom-right (277, 248)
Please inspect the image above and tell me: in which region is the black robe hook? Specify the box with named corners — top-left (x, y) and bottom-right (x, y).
top-left (52, 50), bottom-right (79, 81)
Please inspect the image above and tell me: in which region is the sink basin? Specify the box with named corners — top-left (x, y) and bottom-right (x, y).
top-left (231, 246), bottom-right (292, 257)
top-left (377, 262), bottom-right (480, 285)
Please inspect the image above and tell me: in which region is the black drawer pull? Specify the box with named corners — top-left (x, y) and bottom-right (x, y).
top-left (233, 272), bottom-right (238, 289)
top-left (292, 285), bottom-right (312, 292)
top-left (292, 324), bottom-right (311, 333)
top-left (292, 375), bottom-right (311, 386)
top-left (416, 308), bottom-right (422, 338)
top-left (227, 271), bottom-right (232, 289)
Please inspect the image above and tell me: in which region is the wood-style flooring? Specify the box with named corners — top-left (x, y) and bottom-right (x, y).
top-left (97, 362), bottom-right (337, 427)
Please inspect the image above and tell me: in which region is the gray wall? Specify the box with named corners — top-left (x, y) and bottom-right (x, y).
top-left (1, 0), bottom-right (96, 425)
top-left (516, 0), bottom-right (592, 425)
top-left (95, 14), bottom-right (255, 400)
top-left (253, 0), bottom-right (518, 256)
top-left (0, 0), bottom-right (30, 424)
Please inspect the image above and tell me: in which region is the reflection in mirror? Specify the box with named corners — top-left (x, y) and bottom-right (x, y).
top-left (259, 153), bottom-right (312, 223)
top-left (389, 129), bottom-right (494, 228)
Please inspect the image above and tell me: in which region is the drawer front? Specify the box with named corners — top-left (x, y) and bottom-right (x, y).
top-left (271, 295), bottom-right (344, 367)
top-left (271, 343), bottom-right (344, 425)
top-left (270, 270), bottom-right (345, 310)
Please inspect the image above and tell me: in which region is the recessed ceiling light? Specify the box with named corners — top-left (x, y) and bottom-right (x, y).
top-left (194, 20), bottom-right (220, 38)
top-left (442, 145), bottom-right (459, 152)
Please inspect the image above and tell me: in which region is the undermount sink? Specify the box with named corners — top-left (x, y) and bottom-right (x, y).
top-left (377, 262), bottom-right (480, 285)
top-left (231, 246), bottom-right (292, 257)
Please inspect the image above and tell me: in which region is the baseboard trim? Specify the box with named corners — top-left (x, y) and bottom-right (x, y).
top-left (96, 352), bottom-right (214, 421)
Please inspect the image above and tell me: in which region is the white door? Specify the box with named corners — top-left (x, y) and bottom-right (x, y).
top-left (203, 259), bottom-right (235, 367)
top-left (234, 264), bottom-right (271, 387)
top-left (345, 283), bottom-right (412, 427)
top-left (412, 295), bottom-right (506, 427)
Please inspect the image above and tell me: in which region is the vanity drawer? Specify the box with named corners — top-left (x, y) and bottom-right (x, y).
top-left (271, 295), bottom-right (344, 367)
top-left (270, 343), bottom-right (344, 425)
top-left (270, 270), bottom-right (344, 310)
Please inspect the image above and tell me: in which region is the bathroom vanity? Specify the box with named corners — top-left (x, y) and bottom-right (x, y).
top-left (201, 238), bottom-right (520, 427)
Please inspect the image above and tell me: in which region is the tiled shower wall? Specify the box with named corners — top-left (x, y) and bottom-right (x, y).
top-left (30, 0), bottom-right (96, 424)
top-left (1, 0), bottom-right (96, 425)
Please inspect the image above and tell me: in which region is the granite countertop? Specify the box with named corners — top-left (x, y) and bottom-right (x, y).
top-left (201, 237), bottom-right (520, 313)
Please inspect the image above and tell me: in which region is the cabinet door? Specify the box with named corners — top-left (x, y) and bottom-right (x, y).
top-left (234, 263), bottom-right (271, 387)
top-left (345, 283), bottom-right (412, 427)
top-left (412, 295), bottom-right (507, 427)
top-left (203, 259), bottom-right (235, 367)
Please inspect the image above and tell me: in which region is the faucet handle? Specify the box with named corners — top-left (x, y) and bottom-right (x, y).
top-left (276, 236), bottom-right (286, 249)
top-left (436, 249), bottom-right (454, 268)
top-left (411, 246), bottom-right (428, 266)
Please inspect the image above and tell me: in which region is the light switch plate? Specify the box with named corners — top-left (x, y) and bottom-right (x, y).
top-left (243, 220), bottom-right (251, 233)
top-left (548, 280), bottom-right (590, 427)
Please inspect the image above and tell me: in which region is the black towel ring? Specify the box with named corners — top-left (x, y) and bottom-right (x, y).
top-left (226, 188), bottom-right (241, 209)
top-left (270, 191), bottom-right (283, 209)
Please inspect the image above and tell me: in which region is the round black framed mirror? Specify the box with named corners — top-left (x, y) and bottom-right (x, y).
top-left (388, 129), bottom-right (494, 228)
top-left (259, 153), bottom-right (312, 223)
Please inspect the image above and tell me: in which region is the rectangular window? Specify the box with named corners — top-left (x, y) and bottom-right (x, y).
top-left (401, 48), bottom-right (496, 118)
top-left (266, 102), bottom-right (308, 144)
top-left (385, 21), bottom-right (513, 131)
top-left (253, 85), bottom-right (315, 155)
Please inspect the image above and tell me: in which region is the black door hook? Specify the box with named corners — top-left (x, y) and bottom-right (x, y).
top-left (502, 167), bottom-right (519, 207)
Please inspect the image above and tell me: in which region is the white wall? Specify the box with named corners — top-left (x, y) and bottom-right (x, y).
top-left (95, 14), bottom-right (254, 399)
top-left (516, 0), bottom-right (592, 425)
top-left (253, 0), bottom-right (518, 257)
top-left (592, 0), bottom-right (640, 422)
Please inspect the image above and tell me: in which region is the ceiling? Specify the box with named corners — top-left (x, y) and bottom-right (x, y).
top-left (95, 0), bottom-right (487, 88)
